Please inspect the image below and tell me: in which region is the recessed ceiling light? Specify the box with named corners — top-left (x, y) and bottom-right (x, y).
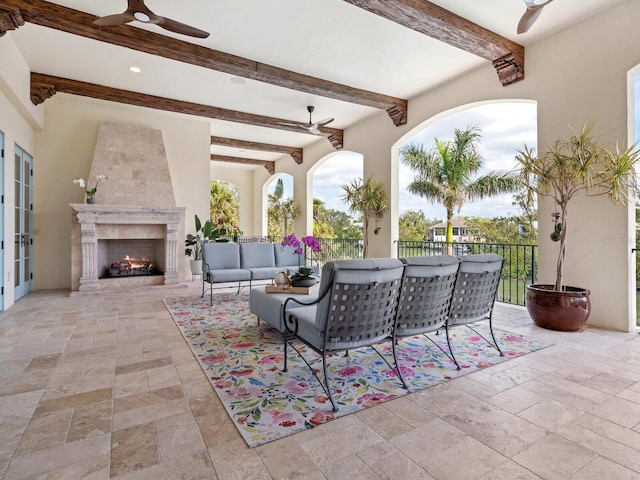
top-left (129, 66), bottom-right (142, 73)
top-left (230, 77), bottom-right (246, 85)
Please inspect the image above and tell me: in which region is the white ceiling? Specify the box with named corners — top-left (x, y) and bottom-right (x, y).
top-left (8, 0), bottom-right (626, 165)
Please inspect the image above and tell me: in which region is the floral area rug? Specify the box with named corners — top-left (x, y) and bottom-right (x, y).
top-left (163, 293), bottom-right (551, 448)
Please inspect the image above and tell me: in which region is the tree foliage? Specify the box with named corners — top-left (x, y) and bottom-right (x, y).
top-left (340, 176), bottom-right (389, 257)
top-left (267, 178), bottom-right (299, 237)
top-left (209, 180), bottom-right (239, 233)
top-left (398, 210), bottom-right (438, 241)
top-left (400, 125), bottom-right (519, 244)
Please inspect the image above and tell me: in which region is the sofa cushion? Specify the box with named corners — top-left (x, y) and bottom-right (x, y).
top-left (274, 244), bottom-right (300, 268)
top-left (203, 242), bottom-right (240, 270)
top-left (240, 243), bottom-right (275, 269)
top-left (206, 268), bottom-right (251, 283)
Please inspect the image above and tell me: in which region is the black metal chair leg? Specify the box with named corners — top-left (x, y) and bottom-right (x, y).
top-left (322, 353), bottom-right (338, 412)
top-left (489, 315), bottom-right (504, 356)
top-left (445, 324), bottom-right (461, 370)
top-left (391, 337), bottom-right (408, 389)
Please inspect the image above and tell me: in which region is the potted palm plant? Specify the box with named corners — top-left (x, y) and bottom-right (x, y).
top-left (185, 214), bottom-right (213, 274)
top-left (515, 123), bottom-right (640, 331)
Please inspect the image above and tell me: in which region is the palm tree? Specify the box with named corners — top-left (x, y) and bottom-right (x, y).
top-left (267, 178), bottom-right (300, 237)
top-left (340, 176), bottom-right (389, 258)
top-left (400, 125), bottom-right (519, 245)
top-left (210, 180), bottom-right (239, 233)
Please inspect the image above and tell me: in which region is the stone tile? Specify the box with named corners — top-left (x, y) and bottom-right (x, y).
top-left (512, 433), bottom-right (597, 479)
top-left (15, 409), bottom-right (74, 455)
top-left (487, 385), bottom-right (545, 414)
top-left (355, 403), bottom-right (414, 439)
top-left (575, 413), bottom-right (640, 450)
top-left (109, 450), bottom-right (215, 480)
top-left (3, 433), bottom-right (111, 480)
top-left (556, 422), bottom-right (640, 473)
top-left (572, 456), bottom-right (640, 480)
top-left (68, 399), bottom-right (113, 443)
top-left (383, 396), bottom-right (437, 427)
top-left (113, 385), bottom-right (184, 414)
top-left (390, 417), bottom-right (467, 466)
top-left (115, 356), bottom-right (172, 375)
top-left (114, 370), bottom-right (149, 397)
top-left (320, 454), bottom-right (377, 480)
top-left (110, 422), bottom-right (160, 477)
top-left (256, 436), bottom-right (321, 479)
top-left (518, 398), bottom-right (583, 431)
top-left (147, 364), bottom-right (181, 391)
top-left (357, 442), bottom-right (437, 479)
top-left (421, 435), bottom-right (508, 480)
top-left (298, 416), bottom-right (384, 466)
top-left (0, 390), bottom-right (43, 462)
top-left (34, 387), bottom-right (113, 416)
top-left (155, 412), bottom-right (205, 462)
top-left (590, 396), bottom-right (640, 428)
top-left (112, 396), bottom-right (192, 432)
top-left (208, 439), bottom-right (271, 480)
top-left (476, 459), bottom-right (543, 480)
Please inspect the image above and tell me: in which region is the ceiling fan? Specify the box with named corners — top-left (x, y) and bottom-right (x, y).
top-left (93, 0), bottom-right (210, 39)
top-left (517, 0), bottom-right (554, 34)
top-left (279, 106), bottom-right (334, 135)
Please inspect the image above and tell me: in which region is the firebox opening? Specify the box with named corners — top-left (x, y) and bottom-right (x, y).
top-left (98, 239), bottom-right (165, 279)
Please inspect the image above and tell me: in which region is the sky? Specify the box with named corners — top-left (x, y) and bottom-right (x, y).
top-left (270, 83), bottom-right (640, 222)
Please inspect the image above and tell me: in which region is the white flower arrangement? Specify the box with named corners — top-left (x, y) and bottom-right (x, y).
top-left (73, 175), bottom-right (107, 198)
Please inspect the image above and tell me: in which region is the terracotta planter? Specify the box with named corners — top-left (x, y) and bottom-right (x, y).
top-left (526, 284), bottom-right (591, 332)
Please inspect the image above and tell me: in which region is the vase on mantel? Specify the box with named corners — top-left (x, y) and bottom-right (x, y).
top-left (86, 197), bottom-right (96, 204)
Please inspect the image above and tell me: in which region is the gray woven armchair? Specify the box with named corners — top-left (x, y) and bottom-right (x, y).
top-left (446, 253), bottom-right (505, 366)
top-left (394, 255), bottom-right (462, 377)
top-left (282, 258), bottom-right (406, 412)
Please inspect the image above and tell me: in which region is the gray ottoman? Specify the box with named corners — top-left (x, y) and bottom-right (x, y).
top-left (249, 285), bottom-right (320, 333)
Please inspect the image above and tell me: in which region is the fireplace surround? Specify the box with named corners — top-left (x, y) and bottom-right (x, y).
top-left (71, 204), bottom-right (185, 292)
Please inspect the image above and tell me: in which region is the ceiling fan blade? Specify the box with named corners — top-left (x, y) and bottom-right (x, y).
top-left (517, 7), bottom-right (544, 34)
top-left (157, 17), bottom-right (210, 38)
top-left (278, 121), bottom-right (306, 128)
top-left (93, 13), bottom-right (134, 27)
top-left (307, 126), bottom-right (324, 135)
top-left (314, 117), bottom-right (334, 127)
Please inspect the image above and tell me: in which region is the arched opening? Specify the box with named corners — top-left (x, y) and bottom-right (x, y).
top-left (310, 151), bottom-right (364, 259)
top-left (393, 101), bottom-right (537, 247)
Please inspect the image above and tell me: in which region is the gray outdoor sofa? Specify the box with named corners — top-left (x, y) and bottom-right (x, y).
top-left (201, 241), bottom-right (303, 303)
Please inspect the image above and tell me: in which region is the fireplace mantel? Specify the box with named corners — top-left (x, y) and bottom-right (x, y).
top-left (70, 203), bottom-right (186, 292)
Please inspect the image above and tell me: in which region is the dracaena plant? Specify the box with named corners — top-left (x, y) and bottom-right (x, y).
top-left (515, 122), bottom-right (640, 291)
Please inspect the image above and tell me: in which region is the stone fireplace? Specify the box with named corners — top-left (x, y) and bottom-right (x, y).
top-left (71, 123), bottom-right (186, 292)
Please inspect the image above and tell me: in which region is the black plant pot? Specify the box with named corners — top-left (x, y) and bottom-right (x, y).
top-left (291, 277), bottom-right (318, 288)
top-left (526, 284), bottom-right (591, 332)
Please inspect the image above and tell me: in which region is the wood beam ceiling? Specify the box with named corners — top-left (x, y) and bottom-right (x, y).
top-left (342, 0), bottom-right (525, 86)
top-left (211, 137), bottom-right (303, 165)
top-left (211, 155), bottom-right (275, 174)
top-left (30, 73), bottom-right (345, 149)
top-left (0, 0), bottom-right (408, 126)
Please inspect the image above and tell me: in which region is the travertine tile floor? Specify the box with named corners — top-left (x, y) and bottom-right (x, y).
top-left (3, 282), bottom-right (640, 479)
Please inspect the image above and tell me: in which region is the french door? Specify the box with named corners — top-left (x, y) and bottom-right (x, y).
top-left (14, 144), bottom-right (32, 301)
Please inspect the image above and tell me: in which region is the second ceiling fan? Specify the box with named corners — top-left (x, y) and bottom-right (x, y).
top-left (93, 0), bottom-right (210, 38)
top-left (280, 106), bottom-right (335, 136)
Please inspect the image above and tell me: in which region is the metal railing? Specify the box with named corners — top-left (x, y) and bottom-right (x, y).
top-left (396, 241), bottom-right (537, 306)
top-left (236, 236), bottom-right (536, 306)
